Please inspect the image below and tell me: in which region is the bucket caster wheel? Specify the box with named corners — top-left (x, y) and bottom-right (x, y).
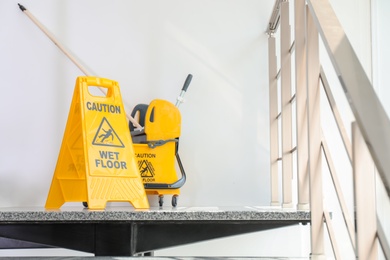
top-left (158, 195), bottom-right (164, 207)
top-left (82, 202), bottom-right (88, 208)
top-left (172, 195), bottom-right (178, 207)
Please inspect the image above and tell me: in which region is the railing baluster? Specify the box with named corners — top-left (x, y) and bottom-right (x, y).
top-left (306, 5), bottom-right (324, 258)
top-left (352, 122), bottom-right (378, 259)
top-left (269, 34), bottom-right (279, 206)
top-left (280, 0), bottom-right (293, 208)
top-left (294, 0), bottom-right (310, 210)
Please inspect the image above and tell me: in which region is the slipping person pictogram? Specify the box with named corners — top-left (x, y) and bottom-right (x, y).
top-left (99, 128), bottom-right (114, 143)
top-left (92, 117), bottom-right (125, 147)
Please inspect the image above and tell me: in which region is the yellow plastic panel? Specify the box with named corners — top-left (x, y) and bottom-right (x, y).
top-left (134, 141), bottom-right (179, 196)
top-left (145, 99), bottom-right (181, 141)
top-left (45, 76), bottom-right (149, 210)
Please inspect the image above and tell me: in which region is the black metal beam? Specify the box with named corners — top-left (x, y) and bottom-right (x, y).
top-left (134, 221), bottom-right (301, 253)
top-left (0, 237), bottom-right (51, 249)
top-left (0, 220), bottom-right (307, 256)
top-left (0, 224), bottom-right (95, 253)
top-left (95, 223), bottom-right (133, 256)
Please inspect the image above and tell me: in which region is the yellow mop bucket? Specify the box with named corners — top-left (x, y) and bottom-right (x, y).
top-left (130, 99), bottom-right (186, 207)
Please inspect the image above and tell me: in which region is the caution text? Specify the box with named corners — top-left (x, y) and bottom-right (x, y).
top-left (86, 102), bottom-right (121, 114)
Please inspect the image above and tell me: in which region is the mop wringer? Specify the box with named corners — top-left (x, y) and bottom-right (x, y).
top-left (129, 75), bottom-right (191, 207)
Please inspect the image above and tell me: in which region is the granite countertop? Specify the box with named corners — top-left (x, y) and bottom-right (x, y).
top-left (12, 256), bottom-right (310, 260)
top-left (0, 206), bottom-right (310, 223)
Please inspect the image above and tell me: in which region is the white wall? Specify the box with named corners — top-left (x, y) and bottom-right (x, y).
top-left (0, 0), bottom-right (382, 257)
top-left (0, 0), bottom-right (271, 209)
top-left (1, 0), bottom-right (302, 257)
top-left (372, 0), bottom-right (390, 111)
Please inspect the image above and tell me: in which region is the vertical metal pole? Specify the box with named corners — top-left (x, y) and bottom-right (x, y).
top-left (306, 6), bottom-right (324, 259)
top-left (269, 35), bottom-right (280, 206)
top-left (295, 0), bottom-right (310, 210)
top-left (352, 122), bottom-right (378, 260)
top-left (280, 0), bottom-right (293, 208)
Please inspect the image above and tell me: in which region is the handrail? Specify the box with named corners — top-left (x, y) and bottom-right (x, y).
top-left (321, 133), bottom-right (355, 249)
top-left (267, 0), bottom-right (282, 34)
top-left (320, 67), bottom-right (352, 162)
top-left (307, 0), bottom-right (390, 198)
top-left (268, 0), bottom-right (390, 258)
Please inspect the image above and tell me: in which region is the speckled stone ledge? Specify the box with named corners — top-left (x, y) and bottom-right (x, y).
top-left (0, 206), bottom-right (310, 223)
top-left (9, 257), bottom-right (310, 260)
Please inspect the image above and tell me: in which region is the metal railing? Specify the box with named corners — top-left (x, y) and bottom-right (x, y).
top-left (267, 0), bottom-right (390, 259)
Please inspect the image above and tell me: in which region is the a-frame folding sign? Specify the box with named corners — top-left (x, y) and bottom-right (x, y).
top-left (45, 76), bottom-right (149, 210)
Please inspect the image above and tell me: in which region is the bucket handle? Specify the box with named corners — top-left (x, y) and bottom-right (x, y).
top-left (143, 153), bottom-right (186, 189)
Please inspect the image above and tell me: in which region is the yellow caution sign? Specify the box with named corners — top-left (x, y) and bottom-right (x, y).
top-left (45, 76), bottom-right (149, 210)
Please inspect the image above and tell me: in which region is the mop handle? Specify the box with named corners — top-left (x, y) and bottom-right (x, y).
top-left (18, 3), bottom-right (143, 130)
top-left (175, 74), bottom-right (192, 107)
top-left (18, 3), bottom-right (90, 76)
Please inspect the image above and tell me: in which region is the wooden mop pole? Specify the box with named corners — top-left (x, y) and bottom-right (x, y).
top-left (18, 3), bottom-right (143, 130)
